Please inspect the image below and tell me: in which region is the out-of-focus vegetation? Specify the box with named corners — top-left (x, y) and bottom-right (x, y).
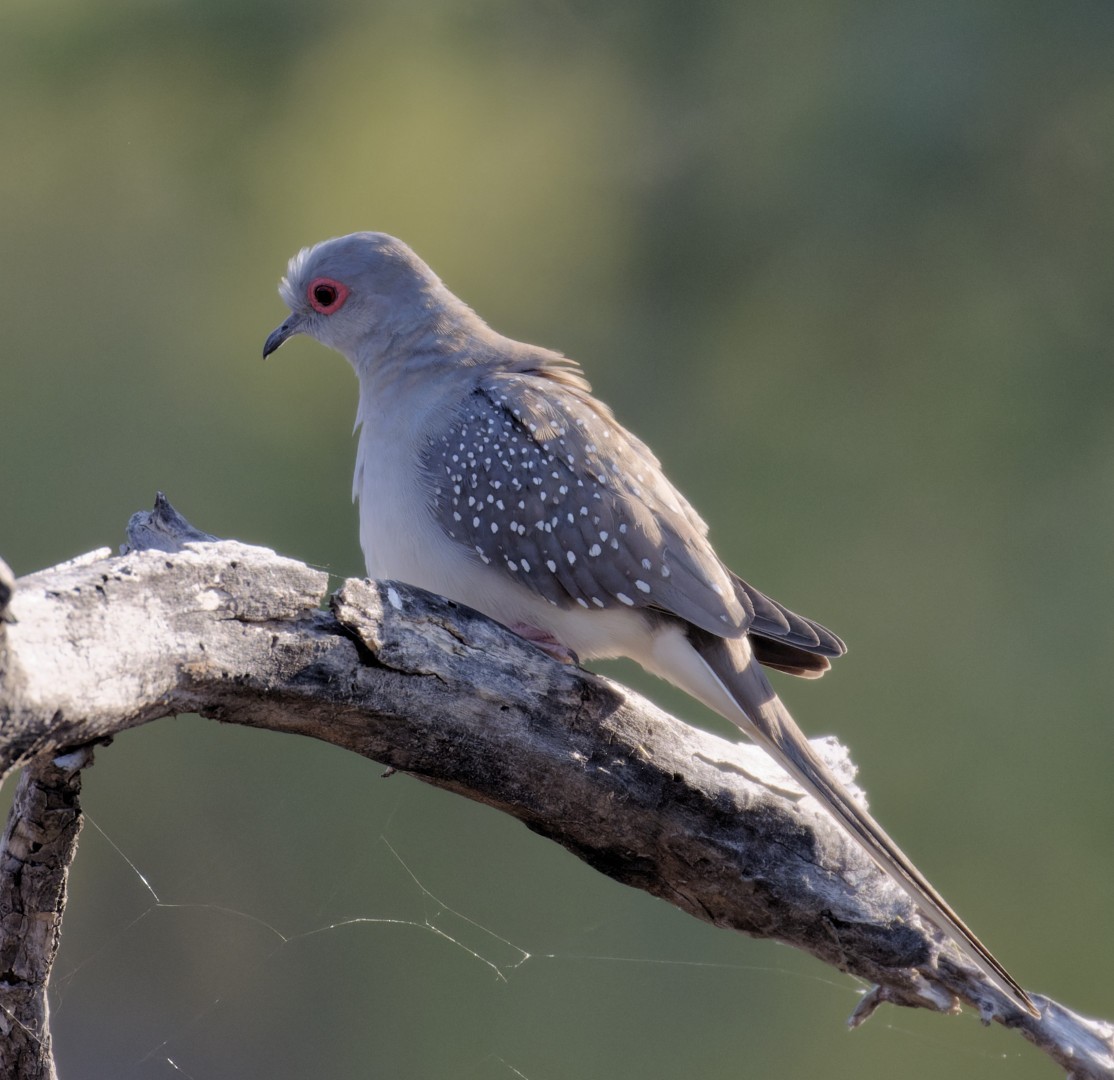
top-left (2, 3), bottom-right (1112, 1077)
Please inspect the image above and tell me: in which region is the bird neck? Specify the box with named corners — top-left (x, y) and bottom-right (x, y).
top-left (348, 282), bottom-right (486, 374)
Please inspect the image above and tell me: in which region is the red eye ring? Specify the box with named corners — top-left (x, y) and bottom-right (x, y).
top-left (307, 276), bottom-right (350, 314)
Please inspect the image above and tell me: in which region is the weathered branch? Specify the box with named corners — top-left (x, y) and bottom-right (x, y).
top-left (0, 497), bottom-right (1111, 1079)
top-left (0, 749), bottom-right (92, 1080)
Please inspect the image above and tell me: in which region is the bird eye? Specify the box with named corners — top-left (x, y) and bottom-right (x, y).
top-left (307, 277), bottom-right (349, 314)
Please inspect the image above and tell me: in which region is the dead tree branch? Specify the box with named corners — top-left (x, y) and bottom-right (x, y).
top-left (0, 497), bottom-right (1110, 1079)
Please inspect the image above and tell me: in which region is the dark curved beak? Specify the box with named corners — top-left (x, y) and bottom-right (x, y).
top-left (262, 313), bottom-right (306, 358)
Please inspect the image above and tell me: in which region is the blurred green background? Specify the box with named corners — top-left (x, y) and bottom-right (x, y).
top-left (3, 1), bottom-right (1113, 1077)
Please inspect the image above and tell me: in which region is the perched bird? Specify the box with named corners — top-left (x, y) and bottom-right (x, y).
top-left (264, 232), bottom-right (1036, 1017)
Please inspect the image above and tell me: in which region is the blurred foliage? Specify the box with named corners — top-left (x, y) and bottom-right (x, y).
top-left (2, 2), bottom-right (1112, 1077)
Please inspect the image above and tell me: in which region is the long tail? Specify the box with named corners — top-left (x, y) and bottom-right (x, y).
top-left (691, 631), bottom-right (1038, 1017)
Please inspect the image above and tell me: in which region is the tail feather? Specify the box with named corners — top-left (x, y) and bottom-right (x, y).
top-left (750, 634), bottom-right (833, 678)
top-left (694, 631), bottom-right (1038, 1018)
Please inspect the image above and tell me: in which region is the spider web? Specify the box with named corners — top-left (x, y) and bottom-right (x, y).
top-left (23, 717), bottom-right (1031, 1080)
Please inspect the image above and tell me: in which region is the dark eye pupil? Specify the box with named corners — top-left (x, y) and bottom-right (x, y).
top-left (314, 284), bottom-right (337, 307)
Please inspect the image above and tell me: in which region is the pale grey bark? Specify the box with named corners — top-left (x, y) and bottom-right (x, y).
top-left (0, 497), bottom-right (1110, 1079)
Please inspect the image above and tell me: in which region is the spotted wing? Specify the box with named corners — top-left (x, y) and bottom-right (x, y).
top-left (423, 370), bottom-right (751, 637)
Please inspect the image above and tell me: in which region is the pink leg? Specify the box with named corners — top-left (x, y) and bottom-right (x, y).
top-left (509, 622), bottom-right (580, 665)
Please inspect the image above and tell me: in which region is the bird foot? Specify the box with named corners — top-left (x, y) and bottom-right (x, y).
top-left (509, 623), bottom-right (579, 665)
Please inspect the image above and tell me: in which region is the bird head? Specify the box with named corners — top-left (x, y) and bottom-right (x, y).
top-left (263, 232), bottom-right (460, 366)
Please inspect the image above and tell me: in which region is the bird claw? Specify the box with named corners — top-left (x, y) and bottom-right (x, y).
top-left (509, 623), bottom-right (579, 665)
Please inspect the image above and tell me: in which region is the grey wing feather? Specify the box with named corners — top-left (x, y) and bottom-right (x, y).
top-left (738, 576), bottom-right (846, 657)
top-left (423, 371), bottom-right (748, 636)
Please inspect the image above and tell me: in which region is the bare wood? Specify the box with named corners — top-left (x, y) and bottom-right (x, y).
top-left (0, 748), bottom-right (93, 1080)
top-left (0, 555), bottom-right (14, 624)
top-left (0, 499), bottom-right (1110, 1079)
